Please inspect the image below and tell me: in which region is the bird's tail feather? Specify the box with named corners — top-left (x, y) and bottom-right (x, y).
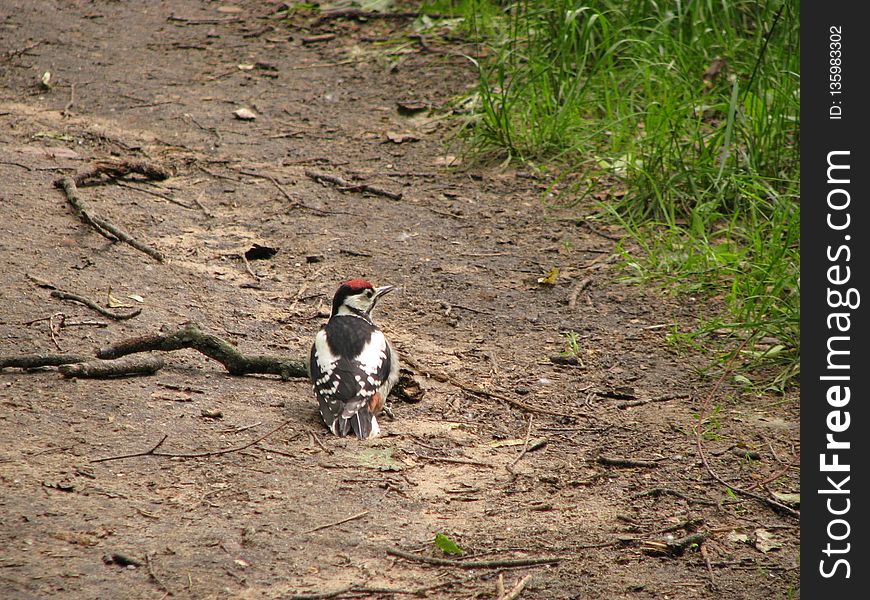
top-left (322, 398), bottom-right (380, 439)
top-left (348, 407), bottom-right (379, 439)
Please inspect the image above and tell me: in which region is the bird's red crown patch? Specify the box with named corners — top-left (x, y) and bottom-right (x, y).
top-left (342, 278), bottom-right (374, 292)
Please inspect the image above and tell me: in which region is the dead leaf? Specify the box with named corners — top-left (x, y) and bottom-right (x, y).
top-left (434, 155), bottom-right (460, 167)
top-left (245, 244), bottom-right (278, 260)
top-left (393, 371), bottom-right (424, 403)
top-left (32, 131), bottom-right (75, 142)
top-left (233, 107), bottom-right (257, 121)
top-left (43, 480), bottom-right (75, 492)
top-left (385, 131), bottom-right (420, 144)
top-left (593, 188), bottom-right (628, 201)
top-left (726, 530), bottom-right (749, 544)
top-left (753, 529), bottom-right (782, 553)
top-left (107, 288), bottom-right (133, 309)
top-left (237, 63), bottom-right (255, 71)
top-left (128, 294), bottom-right (145, 303)
top-left (489, 437), bottom-right (548, 450)
top-left (397, 100), bottom-right (430, 116)
top-left (54, 531), bottom-right (100, 546)
top-left (772, 491), bottom-right (800, 507)
top-left (355, 447), bottom-right (402, 471)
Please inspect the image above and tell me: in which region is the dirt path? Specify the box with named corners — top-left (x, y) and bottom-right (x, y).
top-left (1, 2), bottom-right (799, 598)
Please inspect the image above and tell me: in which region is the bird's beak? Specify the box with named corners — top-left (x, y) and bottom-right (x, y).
top-left (373, 285), bottom-right (395, 299)
top-left (367, 285), bottom-right (395, 314)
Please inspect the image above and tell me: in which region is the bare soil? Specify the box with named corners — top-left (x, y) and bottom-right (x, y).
top-left (1, 2), bottom-right (799, 599)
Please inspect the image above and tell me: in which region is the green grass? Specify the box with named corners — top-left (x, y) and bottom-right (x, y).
top-left (434, 0), bottom-right (800, 388)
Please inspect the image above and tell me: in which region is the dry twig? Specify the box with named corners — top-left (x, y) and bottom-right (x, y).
top-left (91, 419), bottom-right (293, 463)
top-left (54, 176), bottom-right (164, 262)
top-left (401, 354), bottom-right (589, 420)
top-left (305, 169), bottom-right (403, 201)
top-left (616, 393), bottom-right (690, 409)
top-left (50, 290), bottom-right (142, 320)
top-left (386, 547), bottom-right (563, 569)
top-left (239, 168), bottom-right (351, 215)
top-left (114, 180), bottom-right (194, 209)
top-left (506, 415), bottom-right (534, 476)
top-left (496, 575), bottom-right (533, 600)
top-left (306, 510), bottom-right (370, 534)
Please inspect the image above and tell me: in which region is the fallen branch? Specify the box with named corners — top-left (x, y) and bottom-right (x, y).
top-left (54, 176), bottom-right (164, 262)
top-left (281, 589), bottom-right (352, 600)
top-left (59, 355), bottom-right (165, 378)
top-left (50, 290), bottom-right (142, 320)
top-left (311, 9), bottom-right (449, 26)
top-left (597, 455), bottom-right (661, 469)
top-left (386, 547), bottom-right (563, 569)
top-left (410, 452), bottom-right (494, 468)
top-left (633, 487), bottom-right (716, 506)
top-left (305, 170), bottom-right (403, 201)
top-left (0, 353), bottom-right (91, 370)
top-left (616, 393), bottom-right (690, 409)
top-left (6, 322), bottom-right (422, 402)
top-left (642, 532), bottom-right (708, 557)
top-left (282, 580), bottom-right (460, 600)
top-left (167, 14), bottom-right (242, 25)
top-left (700, 542), bottom-right (716, 590)
top-left (94, 322), bottom-right (423, 402)
top-left (71, 159), bottom-right (171, 188)
top-left (91, 419), bottom-right (293, 463)
top-left (97, 322), bottom-right (307, 380)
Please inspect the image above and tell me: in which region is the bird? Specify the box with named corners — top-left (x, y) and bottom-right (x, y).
top-left (308, 279), bottom-right (399, 439)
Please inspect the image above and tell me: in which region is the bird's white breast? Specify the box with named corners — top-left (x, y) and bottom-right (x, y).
top-left (355, 330), bottom-right (388, 376)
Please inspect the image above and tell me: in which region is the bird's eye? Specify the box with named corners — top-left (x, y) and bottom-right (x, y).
top-left (365, 289), bottom-right (373, 297)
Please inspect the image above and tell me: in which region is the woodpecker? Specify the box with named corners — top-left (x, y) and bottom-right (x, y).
top-left (308, 279), bottom-right (399, 439)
